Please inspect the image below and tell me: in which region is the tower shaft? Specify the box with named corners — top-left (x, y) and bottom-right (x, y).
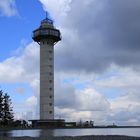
top-left (40, 40), bottom-right (54, 120)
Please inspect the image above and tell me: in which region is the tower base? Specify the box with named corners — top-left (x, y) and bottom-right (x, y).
top-left (29, 119), bottom-right (65, 128)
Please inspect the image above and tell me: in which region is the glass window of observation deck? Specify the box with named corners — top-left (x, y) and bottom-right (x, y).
top-left (40, 30), bottom-right (47, 35)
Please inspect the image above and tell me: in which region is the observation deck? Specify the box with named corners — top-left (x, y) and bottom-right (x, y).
top-left (32, 18), bottom-right (61, 43)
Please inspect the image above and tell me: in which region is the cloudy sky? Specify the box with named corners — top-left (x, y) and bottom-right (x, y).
top-left (0, 0), bottom-right (140, 125)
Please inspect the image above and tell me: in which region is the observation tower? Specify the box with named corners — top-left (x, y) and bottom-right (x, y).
top-left (32, 16), bottom-right (61, 120)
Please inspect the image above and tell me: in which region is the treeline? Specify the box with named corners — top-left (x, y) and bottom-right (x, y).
top-left (0, 90), bottom-right (14, 126)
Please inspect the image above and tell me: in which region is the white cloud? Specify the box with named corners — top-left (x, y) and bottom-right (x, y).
top-left (0, 42), bottom-right (39, 83)
top-left (95, 66), bottom-right (140, 90)
top-left (0, 0), bottom-right (18, 17)
top-left (39, 0), bottom-right (72, 22)
top-left (111, 92), bottom-right (140, 110)
top-left (76, 88), bottom-right (110, 111)
top-left (26, 96), bottom-right (37, 107)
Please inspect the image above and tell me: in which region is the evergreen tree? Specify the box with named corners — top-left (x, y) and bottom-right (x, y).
top-left (0, 90), bottom-right (4, 123)
top-left (3, 93), bottom-right (14, 125)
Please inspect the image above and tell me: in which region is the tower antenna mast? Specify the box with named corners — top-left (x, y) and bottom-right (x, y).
top-left (46, 12), bottom-right (48, 19)
top-left (45, 12), bottom-right (53, 24)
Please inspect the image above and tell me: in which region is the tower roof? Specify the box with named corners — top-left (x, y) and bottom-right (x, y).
top-left (40, 18), bottom-right (55, 28)
top-left (41, 18), bottom-right (53, 25)
top-left (40, 14), bottom-right (54, 29)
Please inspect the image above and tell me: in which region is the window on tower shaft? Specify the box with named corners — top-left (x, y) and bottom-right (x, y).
top-left (49, 50), bottom-right (52, 53)
top-left (49, 57), bottom-right (52, 61)
top-left (49, 111), bottom-right (52, 114)
top-left (49, 87), bottom-right (52, 91)
top-left (49, 72), bottom-right (53, 75)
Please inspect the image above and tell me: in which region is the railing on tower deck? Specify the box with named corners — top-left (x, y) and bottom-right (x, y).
top-left (41, 18), bottom-right (53, 25)
top-left (32, 28), bottom-right (61, 40)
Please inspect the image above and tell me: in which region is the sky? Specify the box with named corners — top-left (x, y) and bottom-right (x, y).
top-left (0, 0), bottom-right (140, 125)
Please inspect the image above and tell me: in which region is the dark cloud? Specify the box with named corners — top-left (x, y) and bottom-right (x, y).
top-left (55, 0), bottom-right (140, 73)
top-left (54, 76), bottom-right (76, 108)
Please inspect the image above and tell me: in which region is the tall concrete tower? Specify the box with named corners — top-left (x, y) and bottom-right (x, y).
top-left (32, 17), bottom-right (61, 120)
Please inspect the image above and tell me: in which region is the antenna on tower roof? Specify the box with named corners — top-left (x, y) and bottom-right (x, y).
top-left (46, 12), bottom-right (48, 19)
top-left (45, 11), bottom-right (53, 24)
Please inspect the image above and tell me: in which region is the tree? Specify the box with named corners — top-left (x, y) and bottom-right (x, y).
top-left (3, 93), bottom-right (14, 125)
top-left (0, 90), bottom-right (4, 123)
